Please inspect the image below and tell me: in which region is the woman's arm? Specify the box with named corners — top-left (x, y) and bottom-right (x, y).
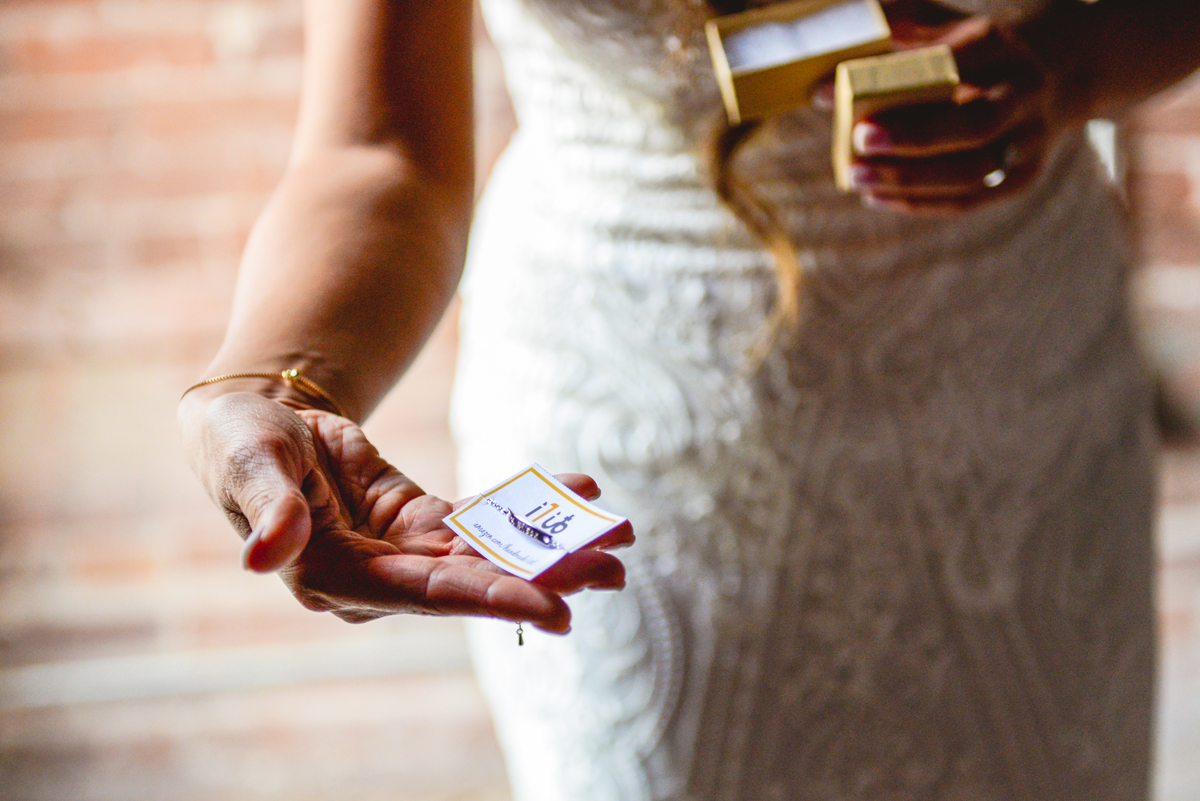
top-left (1020, 0), bottom-right (1200, 126)
top-left (178, 0), bottom-right (631, 624)
top-left (200, 0), bottom-right (474, 422)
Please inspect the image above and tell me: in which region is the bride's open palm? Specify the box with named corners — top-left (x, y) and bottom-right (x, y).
top-left (181, 391), bottom-right (633, 632)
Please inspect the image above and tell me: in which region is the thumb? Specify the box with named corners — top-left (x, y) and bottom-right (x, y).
top-left (219, 409), bottom-right (316, 573)
top-left (187, 390), bottom-right (320, 573)
top-left (239, 484), bottom-right (312, 573)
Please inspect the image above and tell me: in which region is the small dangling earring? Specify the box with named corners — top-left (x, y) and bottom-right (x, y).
top-left (516, 623), bottom-right (525, 646)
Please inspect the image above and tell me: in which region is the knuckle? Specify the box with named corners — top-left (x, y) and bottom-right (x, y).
top-left (217, 432), bottom-right (306, 510)
top-left (226, 432), bottom-right (298, 479)
top-left (235, 486), bottom-right (280, 529)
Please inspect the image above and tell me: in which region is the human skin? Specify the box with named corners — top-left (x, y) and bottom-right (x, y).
top-left (839, 0), bottom-right (1200, 212)
top-left (179, 0), bottom-right (1198, 628)
top-left (177, 0), bottom-right (632, 633)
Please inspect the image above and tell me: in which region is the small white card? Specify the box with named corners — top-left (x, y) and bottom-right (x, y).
top-left (443, 463), bottom-right (628, 580)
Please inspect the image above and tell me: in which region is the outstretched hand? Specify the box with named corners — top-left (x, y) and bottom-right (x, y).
top-left (180, 392), bottom-right (633, 632)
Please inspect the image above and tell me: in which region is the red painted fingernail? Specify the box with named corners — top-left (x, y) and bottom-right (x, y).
top-left (853, 122), bottom-right (891, 154)
top-left (812, 83), bottom-right (835, 111)
top-left (862, 195), bottom-right (904, 212)
top-left (850, 164), bottom-right (878, 188)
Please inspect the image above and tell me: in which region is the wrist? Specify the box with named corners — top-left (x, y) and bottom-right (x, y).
top-left (178, 367), bottom-right (345, 420)
top-left (1012, 2), bottom-right (1098, 129)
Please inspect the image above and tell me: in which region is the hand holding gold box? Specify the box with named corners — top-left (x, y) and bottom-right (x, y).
top-left (706, 0), bottom-right (891, 125)
top-left (832, 44), bottom-right (960, 191)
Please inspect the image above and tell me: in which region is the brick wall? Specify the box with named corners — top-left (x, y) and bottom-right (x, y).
top-left (1126, 86), bottom-right (1200, 799)
top-left (1129, 74), bottom-right (1200, 424)
top-left (0, 2), bottom-right (513, 799)
top-left (0, 3), bottom-right (1196, 801)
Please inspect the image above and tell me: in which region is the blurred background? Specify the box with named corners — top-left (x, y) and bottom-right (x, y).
top-left (0, 2), bottom-right (1198, 800)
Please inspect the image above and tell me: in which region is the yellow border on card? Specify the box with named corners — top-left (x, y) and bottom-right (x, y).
top-left (448, 468), bottom-right (621, 527)
top-left (446, 467), bottom-right (621, 576)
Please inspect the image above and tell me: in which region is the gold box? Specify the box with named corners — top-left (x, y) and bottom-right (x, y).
top-left (832, 44), bottom-right (960, 191)
top-left (706, 0), bottom-right (892, 125)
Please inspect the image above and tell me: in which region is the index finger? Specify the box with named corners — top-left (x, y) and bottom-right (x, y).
top-left (294, 550), bottom-right (576, 633)
top-left (533, 548), bottom-right (627, 595)
top-left (857, 90), bottom-right (1031, 157)
top-left (583, 519), bottom-right (635, 551)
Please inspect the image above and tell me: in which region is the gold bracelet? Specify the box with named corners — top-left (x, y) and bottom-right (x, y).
top-left (180, 369), bottom-right (346, 417)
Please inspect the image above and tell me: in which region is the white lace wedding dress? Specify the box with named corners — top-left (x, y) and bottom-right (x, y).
top-left (450, 0), bottom-right (1157, 798)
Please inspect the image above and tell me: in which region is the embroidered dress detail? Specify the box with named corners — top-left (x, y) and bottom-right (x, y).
top-left (451, 1), bottom-right (1155, 799)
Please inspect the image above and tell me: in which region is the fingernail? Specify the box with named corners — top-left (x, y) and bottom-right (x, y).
top-left (850, 164), bottom-right (878, 188)
top-left (811, 83), bottom-right (835, 111)
top-left (862, 194), bottom-right (903, 212)
top-left (240, 528), bottom-right (263, 571)
top-left (853, 122), bottom-right (891, 155)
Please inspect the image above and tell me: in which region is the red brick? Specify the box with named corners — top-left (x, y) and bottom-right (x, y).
top-left (0, 106), bottom-right (115, 143)
top-left (254, 25), bottom-right (303, 60)
top-left (6, 33), bottom-right (214, 75)
top-left (128, 96), bottom-right (297, 139)
top-left (0, 675), bottom-right (509, 801)
top-left (0, 622), bottom-right (159, 669)
top-left (0, 181), bottom-right (71, 226)
top-left (0, 100), bottom-right (297, 152)
top-left (129, 234), bottom-right (239, 269)
top-left (1159, 608), bottom-right (1195, 644)
top-left (1161, 448), bottom-right (1200, 503)
top-left (0, 170), bottom-right (280, 222)
top-left (4, 191), bottom-right (266, 247)
top-left (1128, 171), bottom-right (1200, 265)
top-left (179, 612), bottom-right (352, 652)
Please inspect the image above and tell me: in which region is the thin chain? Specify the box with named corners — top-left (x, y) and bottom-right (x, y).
top-left (180, 369), bottom-right (346, 418)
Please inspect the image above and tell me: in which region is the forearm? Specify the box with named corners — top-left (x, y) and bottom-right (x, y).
top-left (204, 148), bottom-right (471, 422)
top-left (194, 0), bottom-right (474, 422)
top-left (1020, 0), bottom-right (1200, 125)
